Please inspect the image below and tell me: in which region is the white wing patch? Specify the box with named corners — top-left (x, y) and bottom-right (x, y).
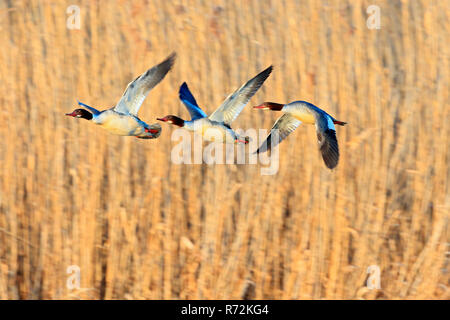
top-left (114, 53), bottom-right (176, 116)
top-left (255, 113), bottom-right (302, 153)
top-left (209, 66), bottom-right (272, 126)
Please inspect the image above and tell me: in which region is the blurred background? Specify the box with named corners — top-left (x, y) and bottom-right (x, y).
top-left (0, 0), bottom-right (448, 299)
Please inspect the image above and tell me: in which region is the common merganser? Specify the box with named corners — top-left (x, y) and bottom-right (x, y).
top-left (66, 52), bottom-right (176, 139)
top-left (157, 66), bottom-right (272, 144)
top-left (254, 101), bottom-right (347, 169)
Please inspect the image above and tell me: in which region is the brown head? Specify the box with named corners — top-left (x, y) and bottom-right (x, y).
top-left (65, 108), bottom-right (93, 120)
top-left (156, 115), bottom-right (185, 127)
top-left (253, 102), bottom-right (284, 111)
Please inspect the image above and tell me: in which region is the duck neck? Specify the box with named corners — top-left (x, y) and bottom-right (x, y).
top-left (171, 116), bottom-right (185, 127)
top-left (80, 109), bottom-right (93, 120)
top-left (266, 102), bottom-right (284, 111)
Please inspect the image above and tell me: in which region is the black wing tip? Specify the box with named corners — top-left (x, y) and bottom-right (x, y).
top-left (323, 157), bottom-right (339, 169)
top-left (166, 51), bottom-right (177, 61)
top-left (321, 129), bottom-right (340, 169)
top-left (253, 142), bottom-right (271, 154)
top-left (161, 52), bottom-right (177, 68)
top-left (260, 65), bottom-right (273, 78)
top-left (248, 65), bottom-right (273, 90)
top-left (180, 82), bottom-right (188, 91)
top-left (179, 82), bottom-right (192, 99)
top-left (145, 52), bottom-right (177, 78)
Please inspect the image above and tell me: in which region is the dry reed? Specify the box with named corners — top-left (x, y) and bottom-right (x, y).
top-left (0, 0), bottom-right (448, 299)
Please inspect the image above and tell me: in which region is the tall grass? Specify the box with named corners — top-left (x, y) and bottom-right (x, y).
top-left (0, 0), bottom-right (448, 299)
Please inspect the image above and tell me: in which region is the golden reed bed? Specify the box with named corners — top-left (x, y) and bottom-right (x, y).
top-left (0, 0), bottom-right (448, 299)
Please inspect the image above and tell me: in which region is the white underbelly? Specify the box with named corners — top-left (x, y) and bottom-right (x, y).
top-left (96, 115), bottom-right (142, 136)
top-left (190, 120), bottom-right (236, 143)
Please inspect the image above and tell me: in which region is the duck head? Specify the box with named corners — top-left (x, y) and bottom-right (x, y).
top-left (65, 108), bottom-right (93, 120)
top-left (157, 115), bottom-right (185, 127)
top-left (253, 102), bottom-right (284, 111)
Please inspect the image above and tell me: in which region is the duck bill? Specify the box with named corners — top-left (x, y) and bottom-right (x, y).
top-left (157, 117), bottom-right (167, 122)
top-left (253, 104), bottom-right (269, 109)
top-left (145, 128), bottom-right (159, 134)
top-left (254, 102), bottom-right (284, 110)
top-left (65, 112), bottom-right (77, 117)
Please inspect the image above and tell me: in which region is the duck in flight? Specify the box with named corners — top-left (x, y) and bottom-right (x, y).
top-left (157, 66), bottom-right (272, 144)
top-left (254, 101), bottom-right (347, 169)
top-left (65, 52), bottom-right (176, 139)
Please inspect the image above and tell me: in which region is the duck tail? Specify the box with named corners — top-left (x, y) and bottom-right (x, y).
top-left (235, 136), bottom-right (251, 144)
top-left (333, 120), bottom-right (347, 126)
top-left (144, 123), bottom-right (162, 139)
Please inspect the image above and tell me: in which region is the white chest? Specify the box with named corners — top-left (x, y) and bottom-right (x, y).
top-left (94, 111), bottom-right (143, 136)
top-left (187, 119), bottom-right (236, 143)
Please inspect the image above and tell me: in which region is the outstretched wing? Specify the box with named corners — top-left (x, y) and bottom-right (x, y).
top-left (179, 82), bottom-right (207, 120)
top-left (114, 52), bottom-right (176, 115)
top-left (315, 114), bottom-right (339, 169)
top-left (255, 113), bottom-right (302, 154)
top-left (209, 66), bottom-right (272, 126)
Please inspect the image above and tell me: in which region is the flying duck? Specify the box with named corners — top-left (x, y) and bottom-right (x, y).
top-left (157, 66), bottom-right (273, 144)
top-left (66, 52), bottom-right (176, 139)
top-left (254, 101), bottom-right (347, 169)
